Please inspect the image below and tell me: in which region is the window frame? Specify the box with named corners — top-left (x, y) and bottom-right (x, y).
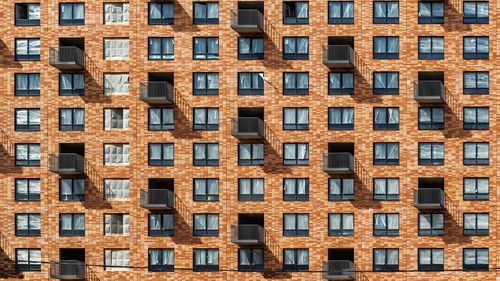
top-left (283, 36), bottom-right (309, 60)
top-left (418, 36), bottom-right (444, 59)
top-left (193, 37), bottom-right (219, 60)
top-left (463, 177), bottom-right (489, 200)
top-left (148, 143), bottom-right (174, 166)
top-left (328, 178), bottom-right (355, 201)
top-left (238, 248), bottom-right (264, 271)
top-left (373, 72), bottom-right (400, 94)
top-left (60, 178), bottom-right (85, 201)
top-left (15, 143), bottom-right (40, 166)
top-left (418, 213), bottom-right (444, 236)
top-left (418, 142), bottom-right (445, 165)
top-left (328, 72), bottom-right (354, 95)
top-left (283, 1), bottom-right (309, 24)
top-left (373, 36), bottom-right (399, 59)
top-left (15, 108), bottom-right (40, 131)
top-left (15, 3), bottom-right (41, 26)
top-left (103, 3), bottom-right (129, 25)
top-left (103, 143), bottom-right (130, 165)
top-left (463, 107), bottom-right (489, 130)
top-left (463, 142), bottom-right (489, 165)
top-left (148, 213), bottom-right (174, 236)
top-left (59, 3), bottom-right (85, 25)
top-left (328, 213), bottom-right (354, 236)
top-left (193, 214), bottom-right (219, 237)
top-left (193, 143), bottom-right (219, 166)
top-left (59, 73), bottom-right (85, 96)
top-left (193, 72), bottom-right (219, 95)
top-left (418, 107), bottom-right (444, 130)
top-left (283, 72), bottom-right (309, 95)
top-left (418, 1), bottom-right (444, 24)
top-left (148, 2), bottom-right (174, 25)
top-left (328, 107), bottom-right (354, 130)
top-left (373, 178), bottom-right (399, 201)
top-left (15, 38), bottom-right (40, 61)
top-left (238, 72), bottom-right (264, 95)
top-left (193, 178), bottom-right (219, 202)
top-left (148, 108), bottom-right (174, 131)
top-left (463, 71), bottom-right (489, 94)
top-left (193, 2), bottom-right (219, 24)
top-left (283, 143), bottom-right (309, 166)
top-left (283, 178), bottom-right (309, 201)
top-left (148, 37), bottom-right (174, 60)
top-left (283, 107), bottom-right (309, 130)
top-left (418, 248), bottom-right (444, 271)
top-left (463, 213), bottom-right (489, 236)
top-left (463, 36), bottom-right (489, 59)
top-left (59, 213), bottom-right (85, 237)
top-left (373, 107), bottom-right (399, 130)
top-left (15, 248), bottom-right (41, 271)
top-left (15, 73), bottom-right (40, 96)
top-left (373, 248), bottom-right (399, 272)
top-left (193, 248), bottom-right (219, 272)
top-left (148, 248), bottom-right (174, 272)
top-left (15, 213), bottom-right (41, 236)
top-left (15, 178), bottom-right (41, 201)
top-left (373, 142), bottom-right (399, 165)
top-left (463, 1), bottom-right (489, 24)
top-left (373, 1), bottom-right (399, 24)
top-left (283, 213), bottom-right (309, 237)
top-left (283, 248), bottom-right (309, 272)
top-left (238, 37), bottom-right (264, 60)
top-left (59, 108), bottom-right (85, 131)
top-left (104, 213), bottom-right (130, 236)
top-left (373, 213), bottom-right (400, 236)
top-left (238, 178), bottom-right (264, 201)
top-left (463, 248), bottom-right (488, 271)
top-left (328, 1), bottom-right (354, 24)
top-left (193, 107), bottom-right (219, 131)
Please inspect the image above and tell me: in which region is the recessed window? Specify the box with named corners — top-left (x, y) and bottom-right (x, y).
top-left (283, 178), bottom-right (309, 201)
top-left (239, 249), bottom-right (264, 271)
top-left (373, 249), bottom-right (399, 272)
top-left (15, 144), bottom-right (40, 166)
top-left (193, 2), bottom-right (219, 24)
top-left (463, 142), bottom-right (489, 165)
top-left (16, 249), bottom-right (41, 271)
top-left (60, 73), bottom-right (85, 96)
top-left (419, 37), bottom-right (444, 59)
top-left (418, 142), bottom-right (444, 165)
top-left (373, 178), bottom-right (399, 200)
top-left (148, 2), bottom-right (174, 25)
top-left (373, 36), bottom-right (399, 59)
top-left (283, 249), bottom-right (309, 272)
top-left (104, 214), bottom-right (130, 235)
top-left (193, 214), bottom-right (219, 236)
top-left (418, 249), bottom-right (444, 271)
top-left (193, 249), bottom-right (219, 272)
top-left (373, 142), bottom-right (399, 165)
top-left (15, 73), bottom-right (40, 96)
top-left (328, 107), bottom-right (354, 130)
top-left (59, 213), bottom-right (85, 236)
top-left (104, 144), bottom-right (130, 165)
top-left (148, 108), bottom-right (174, 130)
top-left (463, 107), bottom-right (489, 130)
top-left (148, 248), bottom-right (174, 272)
top-left (193, 178), bottom-right (219, 201)
top-left (15, 3), bottom-right (40, 26)
top-left (104, 108), bottom-right (130, 130)
top-left (193, 72), bottom-right (219, 95)
top-left (463, 1), bottom-right (489, 23)
top-left (284, 108), bottom-right (309, 130)
top-left (283, 37), bottom-right (309, 59)
top-left (283, 1), bottom-right (309, 24)
top-left (238, 178), bottom-right (264, 201)
top-left (148, 143), bottom-right (174, 166)
top-left (283, 72), bottom-right (309, 95)
top-left (193, 108), bottom-right (219, 130)
top-left (149, 213), bottom-right (174, 236)
top-left (283, 143), bottom-right (309, 165)
top-left (373, 107), bottom-right (399, 130)
top-left (193, 37), bottom-right (219, 60)
top-left (104, 73), bottom-right (129, 95)
top-left (373, 1), bottom-right (399, 24)
top-left (463, 248), bottom-right (488, 271)
top-left (374, 213), bottom-right (399, 236)
top-left (463, 178), bottom-right (488, 200)
top-left (104, 249), bottom-right (130, 271)
top-left (418, 107), bottom-right (444, 130)
top-left (239, 143), bottom-right (264, 166)
top-left (238, 72), bottom-right (264, 95)
top-left (464, 37), bottom-right (489, 59)
top-left (329, 213), bottom-right (354, 236)
top-left (464, 213), bottom-right (489, 235)
top-left (104, 179), bottom-right (130, 200)
top-left (238, 37), bottom-right (264, 60)
top-left (374, 72), bottom-right (399, 94)
top-left (329, 178), bottom-right (354, 201)
top-left (15, 38), bottom-right (40, 61)
top-left (418, 1), bottom-right (444, 23)
top-left (15, 213), bottom-right (40, 236)
top-left (193, 143), bottom-right (219, 166)
top-left (148, 37), bottom-right (174, 60)
top-left (463, 72), bottom-right (489, 94)
top-left (329, 72), bottom-right (354, 94)
top-left (328, 1), bottom-right (354, 24)
top-left (59, 108), bottom-right (85, 131)
top-left (15, 108), bottom-right (40, 131)
top-left (15, 179), bottom-right (40, 201)
top-left (418, 213), bottom-right (444, 236)
top-left (60, 3), bottom-right (85, 25)
top-left (60, 178), bottom-right (85, 201)
top-left (283, 214), bottom-right (309, 236)
top-left (104, 38), bottom-right (129, 59)
top-left (104, 3), bottom-right (129, 24)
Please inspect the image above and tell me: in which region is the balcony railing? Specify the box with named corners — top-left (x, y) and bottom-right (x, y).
top-left (414, 188), bottom-right (445, 209)
top-left (231, 224), bottom-right (265, 245)
top-left (323, 260), bottom-right (355, 280)
top-left (230, 9), bottom-right (264, 33)
top-left (139, 82), bottom-right (174, 104)
top-left (50, 260), bottom-right (86, 280)
top-left (140, 189), bottom-right (175, 210)
top-left (231, 117), bottom-right (265, 139)
top-left (323, 153), bottom-right (355, 174)
top-left (49, 153), bottom-right (85, 175)
top-left (414, 81), bottom-right (445, 103)
top-left (49, 47), bottom-right (85, 70)
top-left (322, 45), bottom-right (355, 68)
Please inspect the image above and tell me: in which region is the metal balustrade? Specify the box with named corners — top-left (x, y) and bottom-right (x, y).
top-left (414, 188), bottom-right (445, 209)
top-left (50, 260), bottom-right (86, 280)
top-left (231, 117), bottom-right (265, 139)
top-left (140, 189), bottom-right (175, 209)
top-left (139, 82), bottom-right (174, 104)
top-left (49, 153), bottom-right (85, 175)
top-left (230, 9), bottom-right (264, 33)
top-left (49, 47), bottom-right (85, 70)
top-left (322, 45), bottom-right (355, 68)
top-left (231, 224), bottom-right (265, 245)
top-left (414, 81), bottom-right (445, 103)
top-left (323, 153), bottom-right (355, 174)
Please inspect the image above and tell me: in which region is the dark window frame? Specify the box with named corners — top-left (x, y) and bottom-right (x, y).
top-left (15, 248), bottom-right (41, 271)
top-left (193, 72), bottom-right (219, 95)
top-left (238, 72), bottom-right (264, 95)
top-left (463, 107), bottom-right (489, 130)
top-left (148, 248), bottom-right (174, 272)
top-left (418, 107), bottom-right (445, 130)
top-left (193, 37), bottom-right (219, 60)
top-left (283, 142), bottom-right (309, 166)
top-left (418, 248), bottom-right (444, 271)
top-left (373, 213), bottom-right (400, 236)
top-left (59, 73), bottom-right (85, 96)
top-left (283, 36), bottom-right (309, 60)
top-left (15, 73), bottom-right (40, 96)
top-left (15, 38), bottom-right (40, 61)
top-left (15, 213), bottom-right (41, 236)
top-left (283, 1), bottom-right (309, 24)
top-left (193, 2), bottom-right (219, 24)
top-left (193, 108), bottom-right (219, 131)
top-left (193, 178), bottom-right (219, 201)
top-left (463, 36), bottom-right (489, 59)
top-left (373, 1), bottom-right (399, 24)
top-left (238, 178), bottom-right (264, 201)
top-left (329, 178), bottom-right (355, 201)
top-left (238, 248), bottom-right (264, 271)
top-left (15, 178), bottom-right (41, 201)
top-left (60, 178), bottom-right (85, 201)
top-left (463, 248), bottom-right (489, 271)
top-left (373, 72), bottom-right (400, 94)
top-left (418, 142), bottom-right (445, 165)
top-left (193, 143), bottom-right (219, 166)
top-left (373, 107), bottom-right (399, 130)
top-left (373, 36), bottom-right (399, 59)
top-left (59, 108), bottom-right (85, 131)
top-left (283, 178), bottom-right (309, 201)
top-left (463, 1), bottom-right (489, 24)
top-left (373, 248), bottom-right (399, 272)
top-left (148, 213), bottom-right (174, 236)
top-left (463, 213), bottom-right (489, 236)
top-left (282, 248), bottom-right (309, 272)
top-left (373, 142), bottom-right (399, 165)
top-left (418, 1), bottom-right (444, 24)
top-left (15, 3), bottom-right (40, 26)
top-left (328, 213), bottom-right (354, 236)
top-left (148, 108), bottom-right (174, 131)
top-left (283, 213), bottom-right (309, 237)
top-left (283, 72), bottom-right (309, 95)
top-left (283, 107), bottom-right (309, 130)
top-left (193, 213), bottom-right (219, 237)
top-left (328, 1), bottom-right (354, 24)
top-left (148, 37), bottom-right (174, 60)
top-left (148, 143), bottom-right (174, 166)
top-left (463, 71), bottom-right (489, 94)
top-left (418, 36), bottom-right (444, 59)
top-left (59, 213), bottom-right (85, 236)
top-left (148, 2), bottom-right (174, 25)
top-left (463, 177), bottom-right (489, 200)
top-left (14, 108), bottom-right (40, 131)
top-left (59, 3), bottom-right (85, 25)
top-left (15, 143), bottom-right (40, 166)
top-left (193, 249), bottom-right (219, 272)
top-left (238, 37), bottom-right (264, 60)
top-left (328, 72), bottom-right (354, 95)
top-left (238, 143), bottom-right (264, 166)
top-left (463, 142), bottom-right (489, 165)
top-left (418, 213), bottom-right (444, 236)
top-left (373, 178), bottom-right (399, 201)
top-left (328, 107), bottom-right (354, 130)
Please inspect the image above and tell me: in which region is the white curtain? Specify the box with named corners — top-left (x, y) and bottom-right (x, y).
top-left (387, 250), bottom-right (398, 265)
top-left (284, 179), bottom-right (295, 194)
top-left (164, 144), bottom-right (174, 160)
top-left (239, 179), bottom-right (251, 195)
top-left (297, 38), bottom-right (308, 54)
top-left (420, 144), bottom-right (431, 159)
top-left (387, 73), bottom-right (398, 89)
top-left (284, 38), bottom-right (295, 54)
top-left (105, 4), bottom-right (128, 23)
top-left (477, 179), bottom-right (489, 194)
top-left (17, 215), bottom-right (28, 230)
top-left (330, 108), bottom-right (341, 124)
top-left (207, 3), bottom-right (218, 18)
top-left (106, 250), bottom-right (129, 270)
top-left (387, 179), bottom-right (398, 195)
top-left (374, 179), bottom-right (385, 195)
top-left (74, 4), bottom-right (84, 19)
top-left (433, 144), bottom-right (444, 159)
top-left (29, 145), bottom-right (40, 160)
top-left (343, 214), bottom-right (354, 230)
top-left (207, 73), bottom-right (218, 89)
top-left (374, 250), bottom-right (385, 265)
top-left (329, 2), bottom-right (341, 18)
top-left (61, 179), bottom-right (72, 197)
top-left (297, 109), bottom-right (308, 124)
top-left (194, 3), bottom-right (206, 19)
top-left (61, 4), bottom-right (73, 19)
top-left (419, 37), bottom-right (431, 53)
top-left (419, 214), bottom-right (431, 230)
top-left (149, 4), bottom-right (161, 19)
top-left (30, 109), bottom-right (40, 125)
top-left (297, 250), bottom-right (308, 265)
top-left (477, 37), bottom-right (488, 53)
top-left (387, 214), bottom-right (399, 230)
top-left (239, 38), bottom-right (250, 54)
top-left (374, 108), bottom-right (386, 124)
top-left (284, 109), bottom-right (296, 125)
top-left (433, 38), bottom-right (444, 53)
top-left (16, 40), bottom-right (28, 55)
top-left (284, 73), bottom-right (295, 89)
top-left (388, 108), bottom-right (399, 124)
top-left (61, 214), bottom-right (73, 230)
top-left (252, 39), bottom-right (263, 54)
top-left (239, 73), bottom-right (251, 89)
top-left (207, 144), bottom-right (218, 160)
top-left (297, 73), bottom-right (309, 89)
top-left (16, 145), bottom-right (28, 160)
top-left (194, 215), bottom-right (206, 230)
top-left (387, 37), bottom-right (398, 53)
top-left (29, 39), bottom-right (40, 55)
top-left (253, 144), bottom-right (264, 160)
top-left (105, 39), bottom-right (129, 59)
top-left (297, 144), bottom-right (308, 160)
top-left (297, 214), bottom-right (308, 230)
top-left (16, 74), bottom-right (28, 90)
top-left (374, 2), bottom-right (385, 18)
top-left (297, 179), bottom-right (306, 194)
top-left (375, 73), bottom-right (386, 88)
top-left (477, 214), bottom-right (488, 229)
top-left (374, 144), bottom-right (386, 160)
top-left (283, 144), bottom-right (295, 160)
top-left (464, 214), bottom-right (475, 229)
top-left (388, 2), bottom-right (398, 17)
top-left (74, 109), bottom-right (84, 125)
top-left (150, 144), bottom-right (161, 160)
top-left (194, 38), bottom-right (206, 58)
top-left (149, 39), bottom-right (161, 58)
top-left (29, 215), bottom-right (40, 230)
top-left (297, 2), bottom-right (308, 18)
top-left (194, 74), bottom-right (206, 89)
top-left (330, 179), bottom-right (341, 195)
top-left (419, 249), bottom-right (431, 265)
top-left (16, 110), bottom-right (28, 125)
top-left (163, 38), bottom-right (174, 59)
top-left (343, 108), bottom-right (354, 124)
top-left (195, 250), bottom-right (206, 265)
top-left (239, 144), bottom-right (251, 160)
top-left (284, 250), bottom-right (294, 265)
top-left (433, 250), bottom-right (444, 265)
top-left (388, 143), bottom-right (398, 159)
top-left (208, 109), bottom-right (218, 125)
top-left (374, 38), bottom-right (386, 53)
top-left (194, 144), bottom-right (206, 160)
top-left (28, 4), bottom-right (41, 19)
top-left (104, 74), bottom-right (129, 94)
top-left (343, 2), bottom-right (354, 18)
top-left (477, 143), bottom-right (488, 159)
top-left (194, 179), bottom-right (206, 195)
top-left (419, 3), bottom-right (431, 17)
top-left (375, 214), bottom-right (386, 229)
top-left (464, 37), bottom-right (476, 53)
top-left (477, 250), bottom-right (488, 264)
top-left (284, 215), bottom-right (296, 230)
top-left (239, 250), bottom-right (250, 265)
top-left (207, 250), bottom-right (218, 265)
top-left (330, 214), bottom-right (341, 230)
top-left (207, 215), bottom-right (218, 230)
top-left (207, 38), bottom-right (218, 58)
top-left (207, 179), bottom-right (218, 195)
top-left (253, 179), bottom-right (264, 194)
top-left (433, 214), bottom-right (443, 229)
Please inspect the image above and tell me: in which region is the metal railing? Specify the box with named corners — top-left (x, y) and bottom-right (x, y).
top-left (323, 260), bottom-right (355, 280)
top-left (50, 260), bottom-right (86, 279)
top-left (323, 153), bottom-right (355, 172)
top-left (231, 224), bottom-right (265, 244)
top-left (414, 188), bottom-right (445, 208)
top-left (231, 117), bottom-right (265, 138)
top-left (49, 46), bottom-right (85, 67)
top-left (49, 153), bottom-right (85, 174)
top-left (414, 81), bottom-right (445, 99)
top-left (230, 9), bottom-right (264, 30)
top-left (323, 45), bottom-right (355, 65)
top-left (139, 82), bottom-right (174, 102)
top-left (140, 189), bottom-right (175, 209)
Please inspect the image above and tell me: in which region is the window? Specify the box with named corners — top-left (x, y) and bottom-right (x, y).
top-left (193, 249), bottom-right (219, 272)
top-left (374, 213), bottom-right (399, 236)
top-left (104, 144), bottom-right (130, 165)
top-left (15, 214), bottom-right (40, 236)
top-left (464, 37), bottom-right (489, 59)
top-left (283, 72), bottom-right (309, 95)
top-left (238, 72), bottom-right (264, 95)
top-left (283, 249), bottom-right (309, 272)
top-left (419, 249), bottom-right (444, 271)
top-left (104, 38), bottom-right (129, 60)
top-left (329, 72), bottom-right (354, 94)
top-left (104, 108), bottom-right (129, 130)
top-left (15, 38), bottom-right (40, 61)
top-left (15, 109), bottom-right (40, 131)
top-left (15, 3), bottom-right (40, 25)
top-left (418, 213), bottom-right (444, 236)
top-left (283, 178), bottom-right (309, 201)
top-left (329, 213), bottom-right (354, 236)
top-left (60, 178), bottom-right (85, 201)
top-left (193, 2), bottom-right (219, 24)
top-left (149, 213), bottom-right (174, 236)
top-left (15, 144), bottom-right (40, 166)
top-left (104, 249), bottom-right (130, 271)
top-left (15, 73), bottom-right (40, 96)
top-left (148, 248), bottom-right (174, 272)
top-left (418, 142), bottom-right (444, 165)
top-left (418, 107), bottom-right (444, 130)
top-left (104, 73), bottom-right (129, 95)
top-left (464, 213), bottom-right (489, 235)
top-left (284, 1), bottom-right (309, 24)
top-left (463, 248), bottom-right (488, 271)
top-left (373, 178), bottom-right (399, 200)
top-left (328, 1), bottom-right (354, 24)
top-left (194, 214), bottom-right (219, 236)
top-left (148, 143), bottom-right (174, 166)
top-left (59, 108), bottom-right (85, 131)
top-left (463, 72), bottom-right (489, 94)
top-left (149, 108), bottom-right (174, 130)
top-left (238, 178), bottom-right (264, 201)
top-left (283, 214), bottom-right (309, 236)
top-left (104, 3), bottom-right (129, 24)
top-left (464, 107), bottom-right (489, 130)
top-left (239, 249), bottom-right (264, 271)
top-left (193, 178), bottom-right (219, 201)
top-left (148, 2), bottom-right (174, 24)
top-left (193, 72), bottom-right (219, 95)
top-left (283, 143), bottom-right (309, 165)
top-left (238, 37), bottom-right (264, 59)
top-left (463, 178), bottom-right (488, 200)
top-left (418, 1), bottom-right (444, 23)
top-left (373, 72), bottom-right (399, 94)
top-left (59, 213), bottom-right (85, 236)
top-left (373, 142), bottom-right (399, 165)
top-left (463, 1), bottom-right (489, 23)
top-left (15, 179), bottom-right (40, 201)
top-left (104, 214), bottom-right (130, 235)
top-left (284, 108), bottom-right (309, 130)
top-left (419, 37), bottom-right (444, 59)
top-left (329, 178), bottom-right (354, 201)
top-left (104, 179), bottom-right (130, 200)
top-left (328, 107), bottom-right (354, 130)
top-left (60, 73), bottom-right (85, 96)
top-left (193, 37), bottom-right (219, 59)
top-left (148, 37), bottom-right (174, 60)
top-left (60, 3), bottom-right (85, 25)
top-left (193, 143), bottom-right (219, 166)
top-left (194, 108), bottom-right (219, 130)
top-left (464, 142), bottom-right (489, 165)
top-left (283, 37), bottom-right (309, 59)
top-left (239, 143), bottom-right (264, 166)
top-left (16, 249), bottom-right (41, 271)
top-left (373, 36), bottom-right (399, 59)
top-left (373, 1), bottom-right (399, 23)
top-left (373, 107), bottom-right (399, 130)
top-left (373, 249), bottom-right (399, 271)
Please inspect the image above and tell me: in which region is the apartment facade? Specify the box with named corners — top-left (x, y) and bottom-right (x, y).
top-left (0, 0), bottom-right (497, 280)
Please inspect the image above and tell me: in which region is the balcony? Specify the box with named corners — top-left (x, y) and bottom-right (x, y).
top-left (50, 260), bottom-right (86, 280)
top-left (231, 224), bottom-right (265, 245)
top-left (49, 153), bottom-right (85, 175)
top-left (414, 188), bottom-right (445, 209)
top-left (231, 117), bottom-right (265, 140)
top-left (139, 82), bottom-right (174, 104)
top-left (323, 260), bottom-right (355, 280)
top-left (323, 153), bottom-right (355, 174)
top-left (322, 45), bottom-right (355, 68)
top-left (414, 81), bottom-right (445, 103)
top-left (140, 189), bottom-right (175, 210)
top-left (49, 47), bottom-right (85, 70)
top-left (230, 10), bottom-right (264, 33)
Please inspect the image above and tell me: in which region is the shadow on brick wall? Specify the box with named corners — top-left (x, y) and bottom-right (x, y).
top-left (0, 40), bottom-right (22, 69)
top-left (172, 1), bottom-right (200, 32)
